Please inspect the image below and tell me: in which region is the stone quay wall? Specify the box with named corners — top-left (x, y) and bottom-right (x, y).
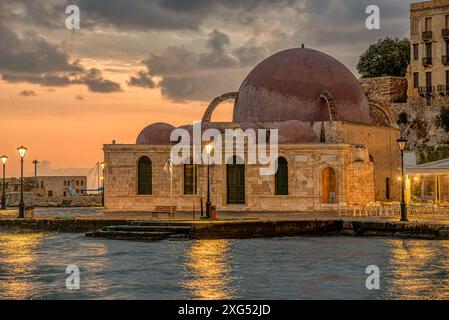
top-left (5, 193), bottom-right (101, 207)
top-left (2, 218), bottom-right (449, 240)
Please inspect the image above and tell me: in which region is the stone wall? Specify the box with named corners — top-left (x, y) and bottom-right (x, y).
top-left (399, 96), bottom-right (449, 148)
top-left (5, 193), bottom-right (101, 207)
top-left (359, 76), bottom-right (408, 126)
top-left (359, 76), bottom-right (449, 159)
top-left (312, 121), bottom-right (401, 201)
top-left (346, 161), bottom-right (375, 205)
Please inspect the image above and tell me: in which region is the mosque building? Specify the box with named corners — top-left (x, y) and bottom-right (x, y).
top-left (103, 47), bottom-right (401, 212)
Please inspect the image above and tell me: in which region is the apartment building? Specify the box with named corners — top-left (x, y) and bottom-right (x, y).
top-left (409, 0), bottom-right (449, 99)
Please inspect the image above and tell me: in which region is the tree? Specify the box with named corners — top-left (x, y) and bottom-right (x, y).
top-left (436, 107), bottom-right (449, 132)
top-left (357, 38), bottom-right (410, 78)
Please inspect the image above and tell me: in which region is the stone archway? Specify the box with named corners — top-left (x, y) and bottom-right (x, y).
top-left (320, 90), bottom-right (338, 121)
top-left (202, 92), bottom-right (238, 122)
top-left (368, 102), bottom-right (399, 128)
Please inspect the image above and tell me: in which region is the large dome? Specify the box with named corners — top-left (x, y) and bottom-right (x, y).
top-left (233, 48), bottom-right (371, 124)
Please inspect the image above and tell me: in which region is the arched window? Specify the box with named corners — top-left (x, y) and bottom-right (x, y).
top-left (184, 163), bottom-right (197, 195)
top-left (275, 157), bottom-right (288, 195)
top-left (137, 156), bottom-right (152, 195)
top-left (322, 167), bottom-right (337, 203)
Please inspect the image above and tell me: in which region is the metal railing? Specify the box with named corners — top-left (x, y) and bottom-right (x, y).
top-left (442, 28), bottom-right (449, 38)
top-left (437, 84), bottom-right (449, 95)
top-left (338, 202), bottom-right (449, 219)
top-left (422, 30), bottom-right (433, 41)
top-left (418, 85), bottom-right (434, 96)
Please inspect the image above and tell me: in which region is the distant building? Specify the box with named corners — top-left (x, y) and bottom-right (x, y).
top-left (409, 0), bottom-right (449, 98)
top-left (0, 176), bottom-right (87, 197)
top-left (360, 1), bottom-right (449, 150)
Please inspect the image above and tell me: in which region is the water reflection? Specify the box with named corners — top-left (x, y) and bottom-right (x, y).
top-left (0, 232), bottom-right (45, 299)
top-left (386, 240), bottom-right (449, 299)
top-left (181, 240), bottom-right (237, 299)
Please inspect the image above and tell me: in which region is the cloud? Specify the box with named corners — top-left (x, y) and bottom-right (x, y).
top-left (19, 90), bottom-right (36, 97)
top-left (1, 0), bottom-right (411, 100)
top-left (300, 0), bottom-right (409, 48)
top-left (127, 71), bottom-right (156, 88)
top-left (76, 68), bottom-right (122, 93)
top-left (128, 29), bottom-right (255, 101)
top-left (158, 70), bottom-right (243, 102)
top-left (1, 0), bottom-right (296, 31)
top-left (233, 41), bottom-right (268, 67)
top-left (198, 29), bottom-right (238, 69)
top-left (0, 24), bottom-right (81, 74)
top-left (0, 24), bottom-right (122, 92)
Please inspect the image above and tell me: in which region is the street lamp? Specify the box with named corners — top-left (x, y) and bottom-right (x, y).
top-left (1, 155), bottom-right (8, 210)
top-left (100, 162), bottom-right (105, 207)
top-left (205, 143), bottom-right (214, 219)
top-left (32, 160), bottom-right (39, 191)
top-left (17, 146), bottom-right (27, 218)
top-left (397, 136), bottom-right (408, 222)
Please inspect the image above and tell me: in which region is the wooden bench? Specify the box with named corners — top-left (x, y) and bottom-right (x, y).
top-left (153, 206), bottom-right (177, 219)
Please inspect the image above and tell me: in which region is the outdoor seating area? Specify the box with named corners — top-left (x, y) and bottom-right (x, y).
top-left (338, 201), bottom-right (449, 219)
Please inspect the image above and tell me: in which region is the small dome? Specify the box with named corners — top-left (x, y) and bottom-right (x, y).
top-left (233, 48), bottom-right (371, 124)
top-left (278, 120), bottom-right (318, 143)
top-left (136, 122), bottom-right (175, 144)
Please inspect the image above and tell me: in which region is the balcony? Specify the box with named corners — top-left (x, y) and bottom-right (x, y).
top-left (419, 86), bottom-right (435, 96)
top-left (437, 84), bottom-right (449, 95)
top-left (422, 30), bottom-right (433, 41)
top-left (422, 56), bottom-right (432, 67)
top-left (443, 29), bottom-right (449, 38)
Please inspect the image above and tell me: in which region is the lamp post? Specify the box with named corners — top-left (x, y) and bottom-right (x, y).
top-left (397, 136), bottom-right (408, 222)
top-left (17, 146), bottom-right (27, 218)
top-left (205, 143), bottom-right (213, 219)
top-left (32, 160), bottom-right (39, 192)
top-left (100, 162), bottom-right (105, 207)
top-left (1, 155), bottom-right (7, 210)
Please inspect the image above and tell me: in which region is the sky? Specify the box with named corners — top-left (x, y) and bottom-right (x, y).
top-left (0, 0), bottom-right (411, 180)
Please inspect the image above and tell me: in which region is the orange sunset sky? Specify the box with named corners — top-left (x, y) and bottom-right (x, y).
top-left (0, 0), bottom-right (409, 180)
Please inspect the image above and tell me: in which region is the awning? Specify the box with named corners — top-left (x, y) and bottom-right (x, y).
top-left (405, 157), bottom-right (449, 174)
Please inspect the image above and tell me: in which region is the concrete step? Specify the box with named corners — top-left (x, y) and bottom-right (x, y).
top-left (86, 230), bottom-right (171, 241)
top-left (104, 225), bottom-right (192, 233)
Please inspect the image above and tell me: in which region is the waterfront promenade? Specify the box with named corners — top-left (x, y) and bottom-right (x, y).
top-left (1, 207), bottom-right (449, 223)
top-left (1, 207), bottom-right (449, 240)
